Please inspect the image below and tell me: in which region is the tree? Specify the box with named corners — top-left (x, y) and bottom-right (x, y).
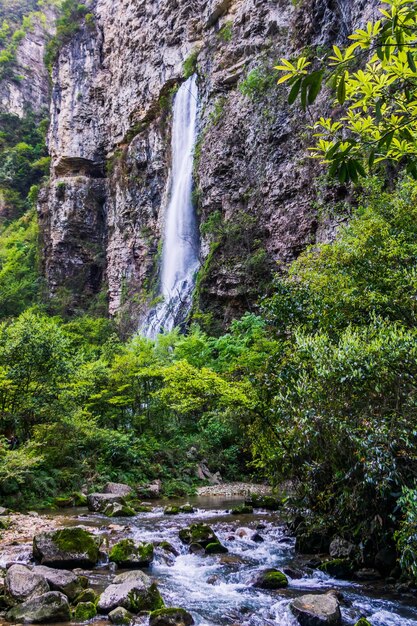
top-left (276, 0), bottom-right (417, 182)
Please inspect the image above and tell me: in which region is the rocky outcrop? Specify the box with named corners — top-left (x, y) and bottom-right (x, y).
top-left (290, 592), bottom-right (342, 626)
top-left (38, 0), bottom-right (380, 329)
top-left (33, 528), bottom-right (102, 567)
top-left (97, 570), bottom-right (163, 614)
top-left (6, 591), bottom-right (71, 624)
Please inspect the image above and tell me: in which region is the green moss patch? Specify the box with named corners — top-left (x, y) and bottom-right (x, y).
top-left (109, 538), bottom-right (154, 566)
top-left (127, 583), bottom-right (164, 612)
top-left (52, 528), bottom-right (100, 563)
top-left (74, 601), bottom-right (97, 621)
top-left (231, 504), bottom-right (253, 515)
top-left (74, 589), bottom-right (97, 605)
top-left (254, 569), bottom-right (288, 589)
top-left (179, 524), bottom-right (218, 548)
top-left (205, 542), bottom-right (228, 555)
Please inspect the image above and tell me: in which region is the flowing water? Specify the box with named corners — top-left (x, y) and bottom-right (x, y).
top-left (12, 496), bottom-right (417, 626)
top-left (141, 76), bottom-right (200, 339)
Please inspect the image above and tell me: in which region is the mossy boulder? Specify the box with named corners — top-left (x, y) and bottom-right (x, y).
top-left (87, 493), bottom-right (126, 513)
top-left (97, 570), bottom-right (164, 614)
top-left (179, 524), bottom-right (218, 549)
top-left (73, 493), bottom-right (88, 507)
top-left (231, 504), bottom-right (253, 515)
top-left (164, 506), bottom-right (180, 515)
top-left (74, 588), bottom-right (98, 605)
top-left (6, 591), bottom-right (71, 623)
top-left (149, 607), bottom-right (194, 626)
top-left (126, 499), bottom-right (152, 513)
top-left (205, 542), bottom-right (228, 555)
top-left (33, 527), bottom-right (102, 567)
top-left (179, 504), bottom-right (195, 513)
top-left (319, 559), bottom-right (354, 579)
top-left (253, 569), bottom-right (288, 589)
top-left (74, 601), bottom-right (97, 621)
top-left (354, 620), bottom-right (371, 626)
top-left (109, 606), bottom-right (133, 624)
top-left (109, 539), bottom-right (154, 567)
top-left (104, 503), bottom-right (136, 518)
top-left (244, 494), bottom-right (281, 511)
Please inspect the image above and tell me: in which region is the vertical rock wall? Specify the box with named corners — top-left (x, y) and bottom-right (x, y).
top-left (39, 0), bottom-right (379, 328)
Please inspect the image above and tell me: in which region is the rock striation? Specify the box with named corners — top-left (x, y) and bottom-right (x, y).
top-left (32, 0), bottom-right (379, 328)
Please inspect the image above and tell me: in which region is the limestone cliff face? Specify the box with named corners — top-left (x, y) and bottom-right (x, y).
top-left (0, 10), bottom-right (54, 117)
top-left (39, 0), bottom-right (379, 328)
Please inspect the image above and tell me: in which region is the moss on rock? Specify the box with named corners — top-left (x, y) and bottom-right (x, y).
top-left (205, 542), bottom-right (228, 555)
top-left (355, 620), bottom-right (372, 626)
top-left (74, 589), bottom-right (97, 605)
top-left (149, 607), bottom-right (194, 626)
top-left (164, 506), bottom-right (180, 515)
top-left (319, 558), bottom-right (354, 579)
top-left (52, 528), bottom-right (100, 564)
top-left (178, 524), bottom-right (218, 548)
top-left (253, 569), bottom-right (288, 589)
top-left (74, 601), bottom-right (97, 621)
top-left (231, 504), bottom-right (253, 515)
top-left (109, 539), bottom-right (154, 567)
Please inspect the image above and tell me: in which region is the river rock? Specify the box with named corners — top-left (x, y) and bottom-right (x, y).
top-left (33, 527), bottom-right (102, 567)
top-left (74, 601), bottom-right (97, 621)
top-left (205, 542), bottom-right (228, 555)
top-left (244, 494), bottom-right (281, 510)
top-left (104, 502), bottom-right (136, 517)
top-left (104, 482), bottom-right (133, 496)
top-left (318, 559), bottom-right (354, 579)
top-left (0, 506), bottom-right (9, 515)
top-left (290, 592), bottom-right (341, 626)
top-left (109, 606), bottom-right (133, 624)
top-left (374, 546), bottom-right (397, 575)
top-left (87, 493), bottom-right (125, 512)
top-left (329, 537), bottom-right (357, 559)
top-left (6, 591), bottom-right (71, 623)
top-left (149, 607), bottom-right (195, 626)
top-left (74, 588), bottom-right (98, 604)
top-left (179, 524), bottom-right (219, 548)
top-left (33, 566), bottom-right (81, 600)
top-left (136, 480), bottom-right (162, 499)
top-left (109, 539), bottom-right (154, 567)
top-left (5, 564), bottom-right (49, 605)
top-left (354, 568), bottom-right (381, 581)
top-left (97, 570), bottom-right (163, 613)
top-left (253, 569), bottom-right (288, 589)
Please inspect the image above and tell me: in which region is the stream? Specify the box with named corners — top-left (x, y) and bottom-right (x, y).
top-left (2, 495), bottom-right (417, 626)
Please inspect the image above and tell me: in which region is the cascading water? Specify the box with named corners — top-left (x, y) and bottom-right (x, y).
top-left (141, 75), bottom-right (200, 339)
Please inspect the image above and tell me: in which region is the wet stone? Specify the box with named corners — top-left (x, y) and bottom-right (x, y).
top-left (6, 591), bottom-right (71, 623)
top-left (290, 592), bottom-right (342, 626)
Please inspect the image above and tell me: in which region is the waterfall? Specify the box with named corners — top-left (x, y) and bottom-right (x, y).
top-left (141, 75), bottom-right (200, 339)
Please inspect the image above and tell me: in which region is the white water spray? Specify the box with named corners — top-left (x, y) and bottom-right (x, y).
top-left (141, 75), bottom-right (200, 338)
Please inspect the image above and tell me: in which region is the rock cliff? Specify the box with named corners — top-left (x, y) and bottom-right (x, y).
top-left (36, 0), bottom-right (379, 329)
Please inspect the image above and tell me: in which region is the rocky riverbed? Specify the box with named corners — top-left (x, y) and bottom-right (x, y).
top-left (0, 485), bottom-right (416, 626)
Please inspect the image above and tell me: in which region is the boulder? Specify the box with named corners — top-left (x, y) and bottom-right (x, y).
top-left (253, 569), bottom-right (288, 589)
top-left (109, 539), bottom-right (154, 567)
top-left (33, 527), bottom-right (102, 567)
top-left (87, 493), bottom-right (125, 512)
top-left (318, 559), bottom-right (354, 579)
top-left (231, 504), bottom-right (253, 515)
top-left (295, 531), bottom-right (331, 554)
top-left (5, 564), bottom-right (49, 605)
top-left (103, 502), bottom-right (136, 518)
top-left (290, 593), bottom-right (341, 626)
top-left (6, 591), bottom-right (71, 623)
top-left (205, 542), bottom-right (228, 555)
top-left (179, 504), bottom-right (195, 513)
top-left (136, 480), bottom-right (162, 499)
top-left (329, 537), bottom-right (357, 559)
top-left (375, 546), bottom-right (397, 575)
top-left (74, 588), bottom-right (97, 604)
top-left (196, 462), bottom-right (222, 485)
top-left (164, 506), bottom-right (180, 515)
top-left (354, 568), bottom-right (381, 581)
top-left (244, 494), bottom-right (281, 511)
top-left (97, 570), bottom-right (163, 614)
top-left (109, 606), bottom-right (133, 624)
top-left (0, 506), bottom-right (9, 515)
top-left (179, 524), bottom-right (219, 548)
top-left (104, 482), bottom-right (133, 497)
top-left (74, 601), bottom-right (97, 621)
top-left (149, 607), bottom-right (195, 626)
top-left (354, 620), bottom-right (371, 626)
top-left (34, 566), bottom-right (81, 600)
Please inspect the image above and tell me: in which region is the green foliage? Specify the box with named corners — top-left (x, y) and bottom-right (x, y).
top-left (217, 21), bottom-right (233, 43)
top-left (183, 50), bottom-right (199, 79)
top-left (276, 0), bottom-right (417, 182)
top-left (44, 1), bottom-right (92, 71)
top-left (395, 487), bottom-right (417, 582)
top-left (240, 67), bottom-right (277, 100)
